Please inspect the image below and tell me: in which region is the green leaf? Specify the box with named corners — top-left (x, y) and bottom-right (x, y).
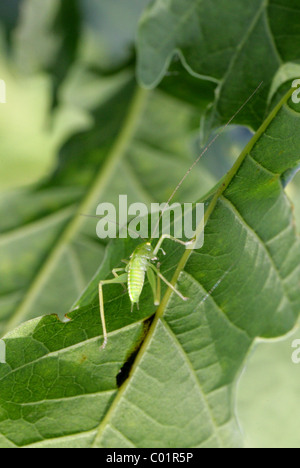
top-left (0, 89), bottom-right (299, 448)
top-left (0, 69), bottom-right (213, 336)
top-left (137, 0), bottom-right (300, 129)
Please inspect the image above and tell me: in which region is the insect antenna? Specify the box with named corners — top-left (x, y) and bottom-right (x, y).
top-left (151, 81), bottom-right (264, 239)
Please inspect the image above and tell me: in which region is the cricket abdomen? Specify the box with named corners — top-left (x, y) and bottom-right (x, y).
top-left (128, 263), bottom-right (146, 304)
top-left (127, 241), bottom-right (154, 305)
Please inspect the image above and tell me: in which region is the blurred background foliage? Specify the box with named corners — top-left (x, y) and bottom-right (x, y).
top-left (0, 0), bottom-right (300, 448)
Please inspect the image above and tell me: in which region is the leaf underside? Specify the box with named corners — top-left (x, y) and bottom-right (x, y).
top-left (1, 0), bottom-right (300, 448)
top-left (0, 90), bottom-right (299, 448)
top-left (137, 0), bottom-right (300, 130)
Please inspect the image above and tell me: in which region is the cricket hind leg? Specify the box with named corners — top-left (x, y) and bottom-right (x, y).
top-left (149, 264), bottom-right (188, 302)
top-left (99, 272), bottom-right (128, 350)
top-left (130, 301), bottom-right (139, 312)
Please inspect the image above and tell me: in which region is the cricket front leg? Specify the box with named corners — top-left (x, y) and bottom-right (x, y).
top-left (153, 234), bottom-right (194, 256)
top-left (112, 268), bottom-right (127, 291)
top-left (99, 273), bottom-right (128, 350)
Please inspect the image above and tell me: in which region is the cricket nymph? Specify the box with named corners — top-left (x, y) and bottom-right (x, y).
top-left (126, 242), bottom-right (155, 306)
top-left (98, 234), bottom-right (189, 349)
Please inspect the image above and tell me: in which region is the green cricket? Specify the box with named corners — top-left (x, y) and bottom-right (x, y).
top-left (99, 234), bottom-right (193, 349)
top-left (93, 83), bottom-right (263, 349)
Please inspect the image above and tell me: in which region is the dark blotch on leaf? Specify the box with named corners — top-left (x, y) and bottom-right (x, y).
top-left (116, 316), bottom-right (154, 388)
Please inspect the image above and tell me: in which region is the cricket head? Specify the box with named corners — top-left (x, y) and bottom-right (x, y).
top-left (132, 241), bottom-right (155, 260)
